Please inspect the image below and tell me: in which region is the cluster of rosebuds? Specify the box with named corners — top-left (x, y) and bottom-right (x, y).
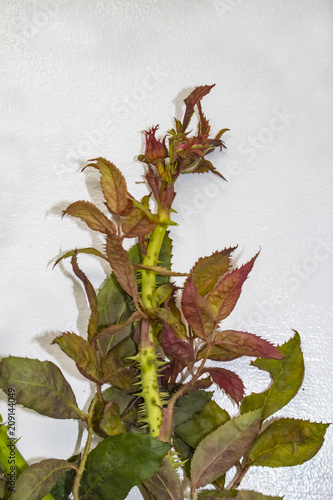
top-left (139, 84), bottom-right (229, 191)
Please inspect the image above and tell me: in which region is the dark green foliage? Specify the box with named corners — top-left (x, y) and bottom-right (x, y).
top-left (79, 434), bottom-right (169, 499)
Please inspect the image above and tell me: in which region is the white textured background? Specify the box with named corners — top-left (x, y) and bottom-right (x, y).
top-left (1, 1), bottom-right (333, 498)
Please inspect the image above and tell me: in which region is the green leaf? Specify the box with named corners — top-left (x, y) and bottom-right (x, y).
top-left (207, 254), bottom-right (258, 322)
top-left (106, 234), bottom-right (140, 306)
top-left (175, 399), bottom-right (230, 449)
top-left (97, 273), bottom-right (132, 330)
top-left (53, 332), bottom-right (101, 383)
top-left (63, 200), bottom-right (116, 234)
top-left (79, 434), bottom-right (170, 500)
top-left (190, 409), bottom-right (262, 492)
top-left (100, 402), bottom-right (126, 436)
top-left (191, 247), bottom-right (236, 296)
top-left (12, 459), bottom-right (75, 500)
top-left (92, 387), bottom-right (135, 437)
top-left (248, 418), bottom-right (329, 467)
top-left (197, 490), bottom-right (283, 499)
top-left (50, 455), bottom-right (79, 500)
top-left (181, 276), bottom-right (215, 339)
top-left (241, 332), bottom-right (304, 420)
top-left (197, 330), bottom-right (283, 362)
top-left (96, 270), bottom-right (135, 355)
top-left (152, 283), bottom-right (174, 307)
top-left (101, 336), bottom-right (138, 389)
top-left (90, 157), bottom-right (128, 215)
top-left (156, 231), bottom-right (173, 285)
top-left (174, 391), bottom-right (213, 427)
top-left (0, 357), bottom-right (82, 419)
top-left (142, 457), bottom-right (184, 500)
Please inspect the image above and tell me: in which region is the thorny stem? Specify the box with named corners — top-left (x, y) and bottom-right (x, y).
top-left (72, 394), bottom-right (98, 500)
top-left (139, 211), bottom-right (170, 436)
top-left (161, 330), bottom-right (219, 443)
top-left (0, 423), bottom-right (56, 500)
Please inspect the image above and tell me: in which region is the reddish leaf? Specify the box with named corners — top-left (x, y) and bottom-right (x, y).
top-left (63, 200), bottom-right (116, 234)
top-left (206, 367), bottom-right (245, 404)
top-left (119, 196), bottom-right (135, 217)
top-left (53, 247), bottom-right (107, 268)
top-left (71, 253), bottom-right (98, 339)
top-left (181, 276), bottom-right (215, 339)
top-left (160, 360), bottom-right (185, 387)
top-left (191, 247), bottom-right (236, 296)
top-left (190, 410), bottom-right (262, 493)
top-left (142, 457), bottom-right (184, 500)
top-left (146, 166), bottom-right (160, 200)
top-left (197, 330), bottom-right (283, 362)
top-left (134, 264), bottom-right (187, 277)
top-left (96, 311), bottom-right (141, 340)
top-left (106, 234), bottom-right (140, 306)
top-left (182, 85), bottom-right (215, 132)
top-left (90, 157), bottom-right (128, 215)
top-left (100, 402), bottom-right (126, 436)
top-left (194, 158), bottom-right (227, 180)
top-left (160, 183), bottom-right (176, 212)
top-left (207, 253), bottom-right (259, 323)
top-left (122, 207), bottom-right (158, 238)
top-left (197, 101), bottom-right (210, 136)
top-left (161, 323), bottom-right (195, 364)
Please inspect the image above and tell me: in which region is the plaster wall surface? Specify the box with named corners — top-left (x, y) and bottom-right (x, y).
top-left (1, 1), bottom-right (333, 498)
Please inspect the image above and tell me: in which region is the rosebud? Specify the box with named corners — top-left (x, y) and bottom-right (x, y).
top-left (144, 126), bottom-right (168, 165)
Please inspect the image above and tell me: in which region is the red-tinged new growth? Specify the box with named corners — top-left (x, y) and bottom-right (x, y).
top-left (1, 85), bottom-right (326, 500)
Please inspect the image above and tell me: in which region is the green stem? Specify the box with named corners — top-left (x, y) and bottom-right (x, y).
top-left (139, 213), bottom-right (170, 436)
top-left (72, 395), bottom-right (98, 500)
top-left (0, 423), bottom-right (55, 500)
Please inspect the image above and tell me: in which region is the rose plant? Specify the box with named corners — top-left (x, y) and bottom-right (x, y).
top-left (0, 85), bottom-right (329, 500)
